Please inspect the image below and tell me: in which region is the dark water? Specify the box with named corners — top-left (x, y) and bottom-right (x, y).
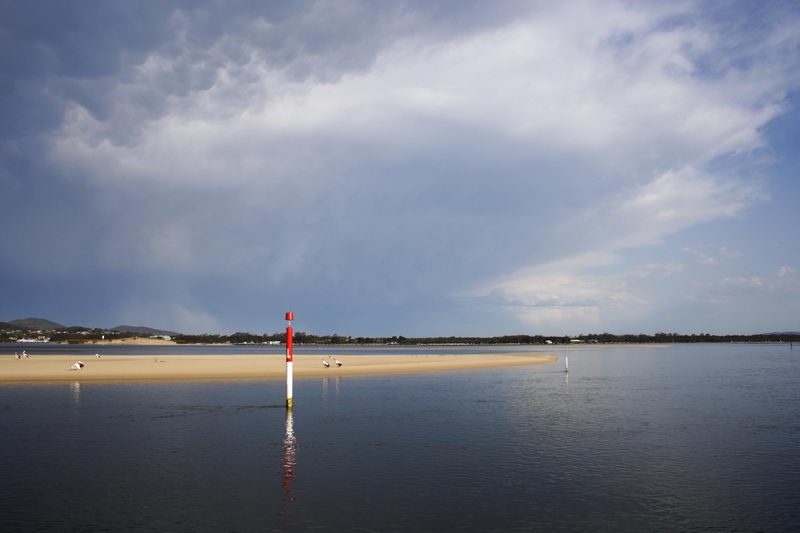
top-left (0, 343), bottom-right (538, 356)
top-left (1, 344), bottom-right (798, 532)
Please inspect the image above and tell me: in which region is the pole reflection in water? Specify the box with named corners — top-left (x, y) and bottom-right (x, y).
top-left (280, 408), bottom-right (296, 518)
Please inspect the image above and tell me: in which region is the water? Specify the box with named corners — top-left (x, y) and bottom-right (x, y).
top-left (0, 344), bottom-right (798, 532)
top-left (0, 342), bottom-right (537, 356)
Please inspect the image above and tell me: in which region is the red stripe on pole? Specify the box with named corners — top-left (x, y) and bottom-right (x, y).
top-left (286, 326), bottom-right (293, 362)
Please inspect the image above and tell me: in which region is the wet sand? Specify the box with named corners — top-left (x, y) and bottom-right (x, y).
top-left (0, 352), bottom-right (557, 383)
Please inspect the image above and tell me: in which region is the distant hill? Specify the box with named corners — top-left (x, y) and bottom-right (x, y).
top-left (762, 332), bottom-right (800, 336)
top-left (0, 321), bottom-right (19, 331)
top-left (9, 317), bottom-right (66, 330)
top-left (112, 325), bottom-right (181, 336)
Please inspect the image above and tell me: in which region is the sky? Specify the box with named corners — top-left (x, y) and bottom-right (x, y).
top-left (2, 0), bottom-right (799, 336)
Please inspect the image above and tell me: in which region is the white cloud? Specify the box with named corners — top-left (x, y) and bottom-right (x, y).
top-left (719, 247), bottom-right (742, 258)
top-left (517, 305), bottom-right (601, 333)
top-left (462, 252), bottom-right (651, 332)
top-left (682, 246), bottom-right (717, 265)
top-left (467, 166), bottom-right (763, 329)
top-left (683, 244), bottom-right (743, 266)
top-left (51, 2), bottom-right (791, 188)
top-left (629, 262), bottom-right (685, 278)
top-left (720, 266), bottom-right (800, 292)
top-left (610, 168), bottom-right (763, 247)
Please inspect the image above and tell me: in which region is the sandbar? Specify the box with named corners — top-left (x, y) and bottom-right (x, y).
top-left (0, 352), bottom-right (557, 383)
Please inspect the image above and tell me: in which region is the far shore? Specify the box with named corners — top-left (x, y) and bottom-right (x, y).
top-left (57, 337), bottom-right (178, 345)
top-left (0, 352), bottom-right (558, 383)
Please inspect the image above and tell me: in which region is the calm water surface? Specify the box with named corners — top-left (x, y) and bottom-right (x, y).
top-left (0, 343), bottom-right (543, 356)
top-left (0, 344), bottom-right (798, 532)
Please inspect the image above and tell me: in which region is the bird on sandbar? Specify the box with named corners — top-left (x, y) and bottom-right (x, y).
top-left (322, 359), bottom-right (330, 369)
top-left (335, 358), bottom-right (343, 367)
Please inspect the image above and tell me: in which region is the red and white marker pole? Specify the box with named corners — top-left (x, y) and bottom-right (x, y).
top-left (285, 312), bottom-right (294, 409)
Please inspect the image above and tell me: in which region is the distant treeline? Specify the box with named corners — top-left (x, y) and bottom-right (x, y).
top-left (3, 327), bottom-right (798, 345)
top-left (172, 331), bottom-right (800, 345)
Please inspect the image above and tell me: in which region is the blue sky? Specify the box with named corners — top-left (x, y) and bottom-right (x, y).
top-left (2, 1), bottom-right (799, 336)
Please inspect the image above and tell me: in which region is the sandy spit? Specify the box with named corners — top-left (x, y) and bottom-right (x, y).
top-left (0, 353), bottom-right (557, 383)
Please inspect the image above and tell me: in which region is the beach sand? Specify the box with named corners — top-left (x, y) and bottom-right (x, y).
top-left (0, 352), bottom-right (557, 383)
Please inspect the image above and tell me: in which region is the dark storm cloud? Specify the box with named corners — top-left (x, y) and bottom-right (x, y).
top-left (0, 0), bottom-right (530, 149)
top-left (1, 2), bottom-right (167, 141)
top-left (0, 0), bottom-right (538, 280)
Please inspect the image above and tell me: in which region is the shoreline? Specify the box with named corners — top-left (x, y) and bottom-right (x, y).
top-left (0, 353), bottom-right (557, 384)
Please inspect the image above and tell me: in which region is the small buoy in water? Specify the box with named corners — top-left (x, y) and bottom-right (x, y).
top-left (564, 356), bottom-right (569, 373)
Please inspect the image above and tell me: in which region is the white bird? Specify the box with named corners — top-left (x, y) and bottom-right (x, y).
top-left (322, 359), bottom-right (330, 369)
top-left (22, 350), bottom-right (28, 358)
top-left (15, 352), bottom-right (20, 359)
top-left (96, 353), bottom-right (101, 359)
top-left (70, 361), bottom-right (85, 370)
top-left (335, 358), bottom-right (343, 367)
